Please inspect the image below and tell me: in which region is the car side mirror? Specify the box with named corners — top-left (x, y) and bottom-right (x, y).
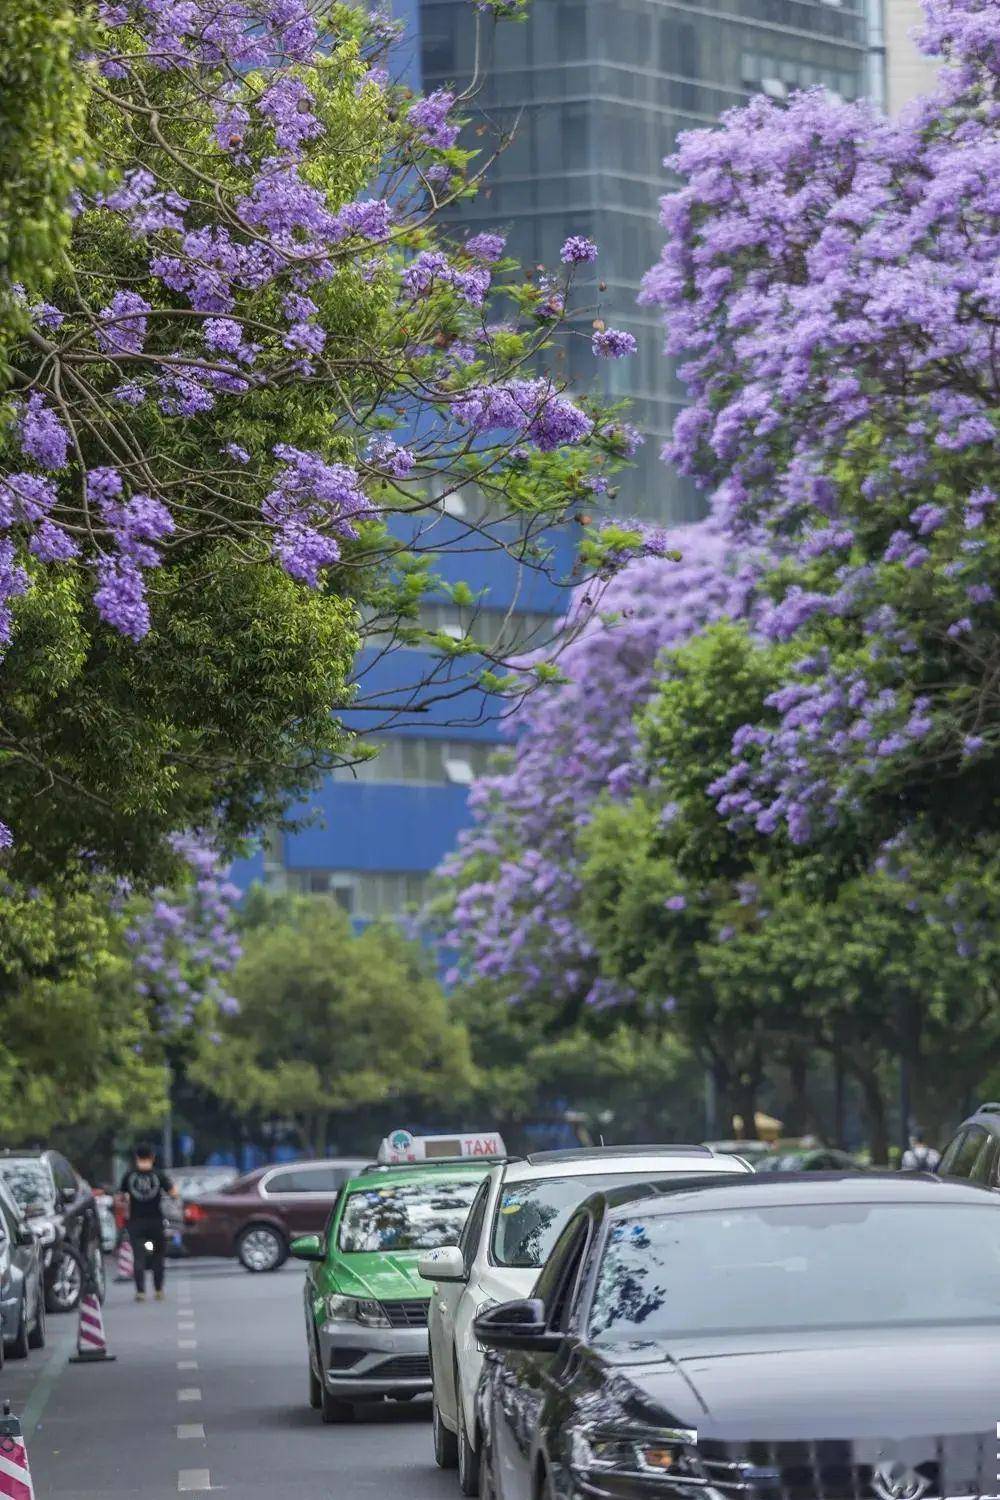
top-left (473, 1297), bottom-right (563, 1354)
top-left (60, 1186), bottom-right (76, 1204)
top-left (418, 1245), bottom-right (466, 1284)
top-left (289, 1233), bottom-right (325, 1262)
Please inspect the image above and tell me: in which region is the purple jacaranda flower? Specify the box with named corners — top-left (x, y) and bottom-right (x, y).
top-left (592, 328), bottom-right (637, 358)
top-left (560, 235), bottom-right (598, 265)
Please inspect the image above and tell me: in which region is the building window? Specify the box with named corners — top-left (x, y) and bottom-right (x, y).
top-left (284, 869), bottom-right (430, 920)
top-left (333, 736), bottom-right (505, 786)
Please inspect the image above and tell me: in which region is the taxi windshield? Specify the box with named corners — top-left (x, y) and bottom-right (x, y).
top-left (338, 1177), bottom-right (482, 1253)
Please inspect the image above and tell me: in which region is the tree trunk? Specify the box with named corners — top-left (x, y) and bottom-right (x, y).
top-left (833, 1050), bottom-right (846, 1149)
top-left (785, 1045), bottom-right (810, 1136)
top-left (857, 1066), bottom-right (889, 1165)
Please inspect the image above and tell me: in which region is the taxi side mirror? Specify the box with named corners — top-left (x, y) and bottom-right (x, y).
top-left (289, 1233), bottom-right (324, 1262)
top-left (418, 1245), bottom-right (466, 1284)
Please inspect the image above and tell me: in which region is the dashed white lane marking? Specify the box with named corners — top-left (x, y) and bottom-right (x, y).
top-left (177, 1423), bottom-right (206, 1441)
top-left (177, 1388), bottom-right (202, 1402)
top-left (177, 1338), bottom-right (198, 1350)
top-left (177, 1360), bottom-right (199, 1371)
top-left (178, 1469), bottom-right (211, 1491)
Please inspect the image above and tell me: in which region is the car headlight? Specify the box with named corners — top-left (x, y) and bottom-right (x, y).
top-left (570, 1426), bottom-right (706, 1486)
top-left (30, 1219), bottom-right (58, 1247)
top-left (324, 1295), bottom-right (390, 1328)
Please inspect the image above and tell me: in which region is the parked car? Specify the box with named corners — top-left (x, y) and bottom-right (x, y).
top-left (474, 1171), bottom-right (1000, 1500)
top-left (422, 1145), bottom-right (753, 1496)
top-left (0, 1175), bottom-right (45, 1364)
top-left (182, 1158), bottom-right (367, 1271)
top-left (755, 1146), bottom-right (860, 1171)
top-left (162, 1166), bottom-right (239, 1257)
top-left (0, 1150), bottom-right (104, 1311)
top-left (937, 1101), bottom-right (1000, 1186)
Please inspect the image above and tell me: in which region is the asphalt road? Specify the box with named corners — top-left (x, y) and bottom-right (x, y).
top-left (0, 1258), bottom-right (454, 1499)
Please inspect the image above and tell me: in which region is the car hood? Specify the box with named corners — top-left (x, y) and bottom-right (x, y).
top-left (327, 1250), bottom-right (431, 1300)
top-left (599, 1326), bottom-right (1000, 1440)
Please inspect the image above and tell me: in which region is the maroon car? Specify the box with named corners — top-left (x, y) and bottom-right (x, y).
top-left (182, 1159), bottom-right (366, 1272)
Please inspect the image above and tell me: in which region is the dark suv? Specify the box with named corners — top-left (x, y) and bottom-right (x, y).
top-left (937, 1102), bottom-right (1000, 1188)
top-left (0, 1151), bottom-right (104, 1311)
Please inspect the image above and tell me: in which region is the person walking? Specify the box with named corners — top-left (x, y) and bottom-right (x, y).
top-left (900, 1127), bottom-right (941, 1172)
top-left (118, 1144), bottom-right (178, 1301)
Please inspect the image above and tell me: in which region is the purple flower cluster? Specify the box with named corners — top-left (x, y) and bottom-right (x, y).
top-left (127, 835), bottom-right (243, 1028)
top-left (409, 90), bottom-right (459, 151)
top-left (453, 379), bottom-right (592, 451)
top-left (436, 523), bottom-right (759, 1007)
top-left (592, 328), bottom-right (637, 359)
top-left (560, 236), bottom-right (598, 265)
top-left (263, 446), bottom-right (376, 584)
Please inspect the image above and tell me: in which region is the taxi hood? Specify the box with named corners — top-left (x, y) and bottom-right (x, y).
top-left (330, 1251), bottom-right (431, 1301)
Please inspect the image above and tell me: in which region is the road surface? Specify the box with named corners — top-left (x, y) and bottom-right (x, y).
top-left (1, 1259), bottom-right (453, 1499)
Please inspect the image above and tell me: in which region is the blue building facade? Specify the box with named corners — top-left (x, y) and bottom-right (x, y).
top-left (233, 0), bottom-right (871, 912)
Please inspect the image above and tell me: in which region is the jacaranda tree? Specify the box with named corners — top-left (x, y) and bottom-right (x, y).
top-left (641, 0), bottom-right (1000, 856)
top-left (1, 0), bottom-right (636, 881)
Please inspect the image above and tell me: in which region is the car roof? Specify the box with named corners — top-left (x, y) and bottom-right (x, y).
top-left (503, 1151), bottom-right (748, 1186)
top-left (342, 1161), bottom-right (493, 1193)
top-left (961, 1102), bottom-right (1000, 1135)
top-left (599, 1170), bottom-right (997, 1218)
top-left (0, 1150), bottom-right (47, 1161)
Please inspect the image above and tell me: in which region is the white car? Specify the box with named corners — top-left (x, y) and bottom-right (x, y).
top-left (419, 1144), bottom-right (752, 1495)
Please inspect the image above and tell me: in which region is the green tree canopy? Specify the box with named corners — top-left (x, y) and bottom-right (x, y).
top-left (190, 894), bottom-right (474, 1154)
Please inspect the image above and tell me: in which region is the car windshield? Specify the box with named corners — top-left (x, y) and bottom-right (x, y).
top-left (589, 1201), bottom-right (1000, 1340)
top-left (0, 1160), bottom-right (56, 1213)
top-left (338, 1177), bottom-right (483, 1253)
top-left (493, 1172), bottom-right (689, 1269)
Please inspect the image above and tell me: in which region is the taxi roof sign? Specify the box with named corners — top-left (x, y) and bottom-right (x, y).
top-left (376, 1128), bottom-right (507, 1165)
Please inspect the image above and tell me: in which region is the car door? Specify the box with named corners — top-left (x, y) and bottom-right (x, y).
top-left (0, 1186), bottom-right (36, 1328)
top-left (262, 1165), bottom-right (345, 1235)
top-left (492, 1213), bottom-right (592, 1500)
top-left (436, 1176), bottom-right (491, 1426)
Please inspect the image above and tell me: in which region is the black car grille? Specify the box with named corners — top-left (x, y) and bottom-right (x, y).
top-left (698, 1439), bottom-right (993, 1500)
top-left (381, 1299), bottom-right (429, 1328)
top-left (371, 1355), bottom-right (431, 1381)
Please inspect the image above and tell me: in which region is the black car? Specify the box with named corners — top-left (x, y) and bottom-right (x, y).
top-left (0, 1151), bottom-right (104, 1312)
top-left (0, 1174), bottom-right (45, 1364)
top-left (755, 1146), bottom-right (860, 1172)
top-left (474, 1173), bottom-right (1000, 1500)
top-left (937, 1101), bottom-right (1000, 1186)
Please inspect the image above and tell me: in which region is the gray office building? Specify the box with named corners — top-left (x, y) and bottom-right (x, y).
top-left (419, 0), bottom-right (872, 520)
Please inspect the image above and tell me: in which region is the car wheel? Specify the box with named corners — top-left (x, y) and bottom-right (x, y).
top-left (7, 1296), bottom-right (30, 1360)
top-left (320, 1386), bottom-right (355, 1425)
top-left (433, 1394), bottom-right (459, 1469)
top-left (237, 1225), bottom-right (287, 1273)
top-left (45, 1244), bottom-right (84, 1313)
top-left (28, 1291), bottom-right (45, 1350)
top-left (458, 1392), bottom-right (480, 1497)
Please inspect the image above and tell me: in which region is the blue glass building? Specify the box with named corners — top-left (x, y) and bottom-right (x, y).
top-left (233, 0), bottom-right (871, 912)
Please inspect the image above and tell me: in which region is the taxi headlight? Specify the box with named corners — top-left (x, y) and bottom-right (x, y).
top-left (570, 1426), bottom-right (706, 1486)
top-left (325, 1295), bottom-right (390, 1328)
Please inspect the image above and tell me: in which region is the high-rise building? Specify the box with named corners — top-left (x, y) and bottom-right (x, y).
top-left (884, 0), bottom-right (938, 113)
top-left (233, 0), bottom-right (873, 910)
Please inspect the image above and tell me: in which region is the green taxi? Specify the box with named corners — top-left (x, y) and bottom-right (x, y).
top-left (291, 1159), bottom-right (492, 1423)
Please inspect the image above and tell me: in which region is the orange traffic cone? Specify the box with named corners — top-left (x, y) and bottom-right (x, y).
top-left (115, 1235), bottom-right (134, 1284)
top-left (69, 1285), bottom-right (116, 1364)
top-left (0, 1401), bottom-right (34, 1499)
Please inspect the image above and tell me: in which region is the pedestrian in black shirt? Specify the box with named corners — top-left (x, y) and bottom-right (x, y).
top-left (119, 1143), bottom-right (178, 1301)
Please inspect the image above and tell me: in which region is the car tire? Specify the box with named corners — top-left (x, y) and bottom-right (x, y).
top-left (236, 1225), bottom-right (287, 1273)
top-left (433, 1393), bottom-right (459, 1469)
top-left (457, 1392), bottom-right (480, 1497)
top-left (28, 1292), bottom-right (45, 1350)
top-left (320, 1387), bottom-right (355, 1425)
top-left (7, 1296), bottom-right (30, 1360)
top-left (45, 1244), bottom-right (84, 1313)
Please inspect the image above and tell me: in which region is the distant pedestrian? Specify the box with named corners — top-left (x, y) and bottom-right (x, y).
top-left (119, 1144), bottom-right (178, 1301)
top-left (900, 1128), bottom-right (940, 1172)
